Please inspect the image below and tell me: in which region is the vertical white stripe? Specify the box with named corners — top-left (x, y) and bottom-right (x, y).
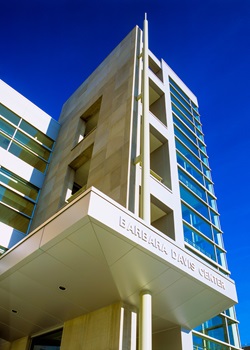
top-left (119, 307), bottom-right (125, 350)
top-left (141, 13), bottom-right (151, 224)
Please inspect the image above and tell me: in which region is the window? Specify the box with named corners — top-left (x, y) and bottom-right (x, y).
top-left (149, 78), bottom-right (167, 126)
top-left (0, 167), bottom-right (39, 234)
top-left (150, 195), bottom-right (174, 239)
top-left (0, 104), bottom-right (54, 173)
top-left (66, 144), bottom-right (93, 201)
top-left (77, 97), bottom-right (102, 143)
top-left (30, 329), bottom-right (62, 350)
top-left (149, 126), bottom-right (171, 189)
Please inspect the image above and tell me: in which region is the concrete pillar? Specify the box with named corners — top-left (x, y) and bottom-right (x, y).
top-left (139, 291), bottom-right (152, 350)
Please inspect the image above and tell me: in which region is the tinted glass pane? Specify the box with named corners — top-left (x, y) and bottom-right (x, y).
top-left (0, 104), bottom-right (20, 125)
top-left (0, 168), bottom-right (38, 200)
top-left (228, 322), bottom-right (236, 346)
top-left (207, 193), bottom-right (218, 211)
top-left (198, 140), bottom-right (207, 154)
top-left (175, 140), bottom-right (201, 170)
top-left (193, 109), bottom-right (200, 121)
top-left (210, 209), bottom-right (221, 229)
top-left (0, 203), bottom-right (29, 233)
top-left (182, 203), bottom-right (212, 239)
top-left (0, 185), bottom-right (34, 216)
top-left (177, 153), bottom-right (203, 185)
top-left (30, 329), bottom-right (62, 350)
top-left (216, 247), bottom-right (226, 267)
top-left (175, 127), bottom-right (199, 157)
top-left (15, 131), bottom-right (50, 160)
top-left (170, 86), bottom-right (192, 113)
top-left (178, 168), bottom-right (206, 201)
top-left (9, 142), bottom-right (47, 172)
top-left (204, 178), bottom-right (214, 194)
top-left (184, 224), bottom-right (216, 260)
top-left (169, 78), bottom-right (190, 103)
top-left (171, 95), bottom-right (193, 121)
top-left (196, 129), bottom-right (204, 141)
top-left (20, 120), bottom-right (54, 149)
top-left (213, 227), bottom-right (224, 247)
top-left (180, 184), bottom-right (209, 220)
top-left (0, 133), bottom-right (10, 150)
top-left (203, 164), bottom-right (212, 179)
top-left (172, 104), bottom-right (195, 132)
top-left (173, 116), bottom-right (197, 143)
top-left (0, 118), bottom-right (16, 137)
top-left (203, 316), bottom-right (227, 343)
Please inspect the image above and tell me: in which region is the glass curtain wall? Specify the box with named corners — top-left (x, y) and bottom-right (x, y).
top-left (169, 77), bottom-right (241, 350)
top-left (0, 103), bottom-right (55, 249)
top-left (0, 104), bottom-right (54, 173)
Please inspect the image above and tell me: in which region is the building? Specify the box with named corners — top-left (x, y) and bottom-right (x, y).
top-left (0, 18), bottom-right (242, 350)
top-left (0, 80), bottom-right (60, 254)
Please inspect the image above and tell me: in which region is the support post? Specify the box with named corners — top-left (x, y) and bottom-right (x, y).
top-left (139, 290), bottom-right (152, 350)
top-left (141, 13), bottom-right (151, 224)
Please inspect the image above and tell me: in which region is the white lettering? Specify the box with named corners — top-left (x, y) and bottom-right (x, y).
top-left (119, 216), bottom-right (168, 255)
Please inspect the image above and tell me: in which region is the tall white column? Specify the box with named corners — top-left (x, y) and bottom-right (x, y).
top-left (141, 13), bottom-right (151, 224)
top-left (139, 290), bottom-right (152, 350)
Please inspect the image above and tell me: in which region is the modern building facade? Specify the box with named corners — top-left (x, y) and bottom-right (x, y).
top-left (0, 80), bottom-right (60, 254)
top-left (0, 19), bottom-right (242, 350)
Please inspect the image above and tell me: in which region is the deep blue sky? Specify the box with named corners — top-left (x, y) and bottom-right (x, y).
top-left (1, 0), bottom-right (250, 345)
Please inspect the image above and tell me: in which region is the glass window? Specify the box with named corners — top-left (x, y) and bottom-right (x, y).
top-left (15, 130), bottom-right (50, 161)
top-left (0, 104), bottom-right (20, 125)
top-left (180, 184), bottom-right (209, 220)
top-left (30, 329), bottom-right (62, 350)
top-left (170, 86), bottom-right (192, 113)
top-left (216, 247), bottom-right (226, 267)
top-left (178, 168), bottom-right (206, 201)
top-left (182, 203), bottom-right (213, 239)
top-left (198, 139), bottom-right (207, 154)
top-left (172, 104), bottom-right (195, 132)
top-left (175, 140), bottom-right (201, 170)
top-left (0, 185), bottom-right (34, 216)
top-left (0, 167), bottom-right (39, 201)
top-left (196, 128), bottom-right (204, 141)
top-left (207, 193), bottom-right (218, 211)
top-left (203, 316), bottom-right (228, 343)
top-left (194, 118), bottom-right (202, 131)
top-left (0, 118), bottom-right (16, 137)
top-left (200, 151), bottom-right (209, 166)
top-left (169, 77), bottom-right (190, 104)
top-left (171, 95), bottom-right (193, 121)
top-left (9, 142), bottom-right (47, 172)
top-left (173, 116), bottom-right (197, 144)
top-left (227, 320), bottom-right (237, 346)
top-left (175, 127), bottom-right (199, 157)
top-left (184, 224), bottom-right (216, 261)
top-left (202, 164), bottom-right (212, 179)
top-left (0, 203), bottom-right (30, 233)
top-left (212, 227), bottom-right (224, 247)
top-left (19, 120), bottom-right (54, 149)
top-left (177, 153), bottom-right (203, 185)
top-left (204, 177), bottom-right (214, 194)
top-left (210, 209), bottom-right (221, 229)
top-left (193, 108), bottom-right (200, 121)
top-left (0, 133), bottom-right (10, 150)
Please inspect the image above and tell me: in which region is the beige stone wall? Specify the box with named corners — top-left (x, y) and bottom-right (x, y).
top-left (4, 337), bottom-right (29, 350)
top-left (60, 302), bottom-right (136, 350)
top-left (32, 26), bottom-right (139, 229)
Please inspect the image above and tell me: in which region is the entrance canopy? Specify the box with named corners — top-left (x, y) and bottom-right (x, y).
top-left (0, 188), bottom-right (237, 341)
